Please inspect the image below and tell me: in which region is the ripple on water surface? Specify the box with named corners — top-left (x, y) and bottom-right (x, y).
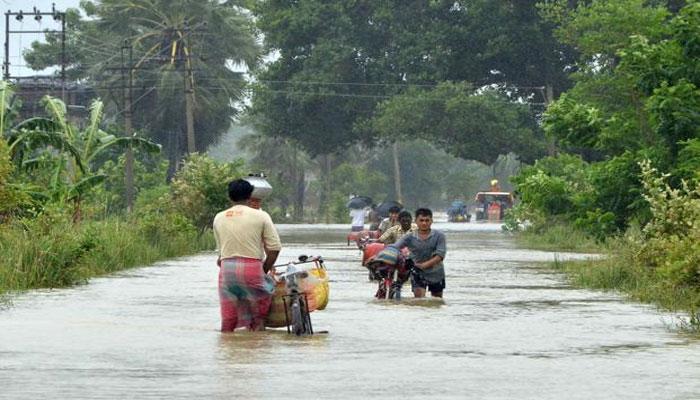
top-left (0, 224), bottom-right (699, 399)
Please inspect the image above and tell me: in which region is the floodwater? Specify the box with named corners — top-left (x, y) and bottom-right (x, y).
top-left (1, 223), bottom-right (699, 400)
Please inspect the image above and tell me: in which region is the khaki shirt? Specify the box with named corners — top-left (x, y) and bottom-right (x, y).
top-left (213, 205), bottom-right (282, 260)
top-left (378, 217), bottom-right (399, 233)
top-left (379, 223), bottom-right (418, 244)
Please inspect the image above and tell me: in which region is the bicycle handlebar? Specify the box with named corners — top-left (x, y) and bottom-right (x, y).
top-left (272, 255), bottom-right (324, 269)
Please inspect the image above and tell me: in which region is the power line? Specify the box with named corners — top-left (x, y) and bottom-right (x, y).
top-left (8, 84), bottom-right (546, 105)
top-left (253, 79), bottom-right (546, 90)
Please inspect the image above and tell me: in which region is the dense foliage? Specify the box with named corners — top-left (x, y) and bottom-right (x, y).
top-left (248, 0), bottom-right (570, 204)
top-left (170, 154), bottom-right (246, 232)
top-left (512, 0), bottom-right (700, 237)
top-left (371, 82), bottom-right (546, 165)
top-left (507, 0), bottom-right (700, 324)
top-left (0, 81), bottom-right (227, 293)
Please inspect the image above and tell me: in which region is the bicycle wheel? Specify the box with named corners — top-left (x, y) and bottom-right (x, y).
top-left (290, 296), bottom-right (305, 335)
top-left (387, 269), bottom-right (399, 299)
top-left (383, 278), bottom-right (391, 300)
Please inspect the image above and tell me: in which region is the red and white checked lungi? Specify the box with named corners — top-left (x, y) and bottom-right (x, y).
top-left (218, 257), bottom-right (275, 331)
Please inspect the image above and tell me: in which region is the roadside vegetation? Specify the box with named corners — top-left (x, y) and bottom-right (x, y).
top-left (506, 1), bottom-right (700, 330)
top-left (0, 83), bottom-right (243, 295)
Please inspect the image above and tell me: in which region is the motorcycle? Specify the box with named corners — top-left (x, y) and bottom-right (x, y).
top-left (363, 246), bottom-right (416, 300)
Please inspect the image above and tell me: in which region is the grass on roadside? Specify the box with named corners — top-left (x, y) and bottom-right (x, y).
top-left (515, 223), bottom-right (604, 253)
top-left (551, 250), bottom-right (700, 334)
top-left (0, 216), bottom-right (214, 294)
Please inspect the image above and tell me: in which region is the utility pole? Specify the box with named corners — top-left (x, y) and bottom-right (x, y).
top-left (540, 84), bottom-right (557, 156)
top-left (325, 154), bottom-right (331, 224)
top-left (3, 5), bottom-right (67, 97)
top-left (545, 84), bottom-right (556, 156)
top-left (60, 11), bottom-right (66, 104)
top-left (183, 31), bottom-right (196, 154)
top-left (392, 142), bottom-right (403, 203)
top-left (121, 41), bottom-right (135, 212)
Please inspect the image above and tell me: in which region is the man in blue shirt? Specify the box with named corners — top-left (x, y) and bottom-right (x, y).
top-left (390, 208), bottom-right (447, 298)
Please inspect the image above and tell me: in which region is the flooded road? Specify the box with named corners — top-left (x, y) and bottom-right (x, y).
top-left (2, 223), bottom-right (699, 399)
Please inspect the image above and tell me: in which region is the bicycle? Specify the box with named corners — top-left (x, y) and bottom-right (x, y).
top-left (272, 255), bottom-right (327, 335)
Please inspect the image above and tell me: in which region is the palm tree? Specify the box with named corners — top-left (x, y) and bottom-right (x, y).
top-left (45, 96), bottom-right (161, 221)
top-left (24, 0), bottom-right (261, 172)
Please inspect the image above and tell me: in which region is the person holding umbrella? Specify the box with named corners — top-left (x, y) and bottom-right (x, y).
top-left (347, 195), bottom-right (372, 231)
top-left (349, 207), bottom-right (366, 232)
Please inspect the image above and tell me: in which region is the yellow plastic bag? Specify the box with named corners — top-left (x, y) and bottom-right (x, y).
top-left (265, 261), bottom-right (330, 328)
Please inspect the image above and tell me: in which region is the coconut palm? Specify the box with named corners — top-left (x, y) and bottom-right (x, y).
top-left (24, 0), bottom-right (261, 171)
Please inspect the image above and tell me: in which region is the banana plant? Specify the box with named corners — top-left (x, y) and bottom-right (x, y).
top-left (42, 96), bottom-right (160, 221)
top-left (1, 83), bottom-right (160, 221)
top-left (1, 82), bottom-right (84, 173)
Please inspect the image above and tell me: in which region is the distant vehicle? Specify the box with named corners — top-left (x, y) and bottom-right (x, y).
top-left (473, 192), bottom-right (514, 222)
top-left (446, 200), bottom-right (470, 222)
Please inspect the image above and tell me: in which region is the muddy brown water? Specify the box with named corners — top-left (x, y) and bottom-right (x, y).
top-left (1, 223), bottom-right (699, 399)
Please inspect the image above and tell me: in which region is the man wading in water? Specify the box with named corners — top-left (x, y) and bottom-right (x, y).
top-left (213, 179), bottom-right (282, 331)
top-left (390, 208), bottom-right (446, 298)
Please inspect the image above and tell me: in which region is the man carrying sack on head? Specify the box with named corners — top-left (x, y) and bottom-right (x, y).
top-left (213, 179), bottom-right (282, 332)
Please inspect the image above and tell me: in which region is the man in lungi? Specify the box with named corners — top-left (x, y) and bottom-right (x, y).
top-left (213, 179), bottom-right (282, 331)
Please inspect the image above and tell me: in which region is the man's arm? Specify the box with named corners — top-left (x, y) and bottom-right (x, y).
top-left (263, 250), bottom-right (280, 273)
top-left (213, 218), bottom-right (222, 266)
top-left (389, 232), bottom-right (410, 249)
top-left (261, 212), bottom-right (282, 273)
top-left (416, 255), bottom-right (443, 270)
top-left (378, 225), bottom-right (396, 243)
top-left (417, 232), bottom-right (446, 270)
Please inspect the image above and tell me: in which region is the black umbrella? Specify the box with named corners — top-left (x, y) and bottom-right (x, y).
top-left (346, 196), bottom-right (373, 209)
top-left (375, 200), bottom-right (403, 217)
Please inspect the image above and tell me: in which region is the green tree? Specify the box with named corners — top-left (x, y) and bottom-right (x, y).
top-left (251, 0), bottom-right (572, 154)
top-left (518, 0), bottom-right (700, 237)
top-left (237, 132), bottom-right (312, 221)
top-left (170, 153), bottom-right (246, 232)
top-left (371, 82), bottom-right (546, 165)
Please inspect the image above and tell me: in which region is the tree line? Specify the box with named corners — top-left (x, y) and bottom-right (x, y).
top-left (3, 0), bottom-right (697, 228)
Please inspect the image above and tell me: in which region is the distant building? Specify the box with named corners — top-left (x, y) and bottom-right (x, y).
top-left (10, 77), bottom-right (95, 121)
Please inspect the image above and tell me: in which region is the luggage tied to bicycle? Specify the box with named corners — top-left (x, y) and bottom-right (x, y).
top-left (365, 246), bottom-right (414, 299)
top-left (265, 258), bottom-right (330, 328)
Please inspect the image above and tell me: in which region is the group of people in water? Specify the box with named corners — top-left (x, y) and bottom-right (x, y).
top-left (358, 206), bottom-right (447, 299)
top-left (212, 178), bottom-right (447, 332)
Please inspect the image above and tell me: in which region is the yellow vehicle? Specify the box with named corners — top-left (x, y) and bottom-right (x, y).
top-left (473, 192), bottom-right (514, 222)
